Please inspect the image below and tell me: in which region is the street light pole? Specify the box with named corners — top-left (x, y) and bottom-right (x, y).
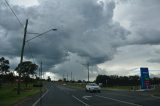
top-left (17, 19), bottom-right (57, 94)
top-left (17, 19), bottom-right (28, 95)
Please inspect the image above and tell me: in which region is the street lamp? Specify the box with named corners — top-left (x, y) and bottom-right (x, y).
top-left (26, 28), bottom-right (57, 42)
top-left (17, 19), bottom-right (57, 94)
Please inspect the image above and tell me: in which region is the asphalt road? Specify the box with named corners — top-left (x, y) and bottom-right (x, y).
top-left (19, 82), bottom-right (160, 106)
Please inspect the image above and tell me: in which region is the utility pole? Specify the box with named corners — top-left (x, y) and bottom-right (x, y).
top-left (39, 67), bottom-right (41, 79)
top-left (17, 19), bottom-right (28, 95)
top-left (71, 72), bottom-right (72, 81)
top-left (67, 73), bottom-right (68, 81)
top-left (41, 61), bottom-right (42, 80)
top-left (80, 62), bottom-right (90, 83)
top-left (63, 74), bottom-right (64, 80)
top-left (40, 60), bottom-right (42, 105)
top-left (87, 62), bottom-right (89, 82)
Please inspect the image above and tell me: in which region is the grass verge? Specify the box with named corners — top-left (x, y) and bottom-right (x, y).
top-left (56, 82), bottom-right (85, 89)
top-left (151, 88), bottom-right (160, 97)
top-left (59, 82), bottom-right (138, 91)
top-left (0, 83), bottom-right (43, 106)
top-left (102, 86), bottom-right (139, 91)
top-left (67, 83), bottom-right (86, 89)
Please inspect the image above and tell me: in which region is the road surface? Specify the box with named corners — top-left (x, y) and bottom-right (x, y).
top-left (20, 82), bottom-right (160, 106)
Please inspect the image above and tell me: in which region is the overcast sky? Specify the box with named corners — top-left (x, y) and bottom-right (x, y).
top-left (0, 0), bottom-right (160, 80)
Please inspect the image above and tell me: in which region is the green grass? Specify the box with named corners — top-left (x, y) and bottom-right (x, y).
top-left (66, 83), bottom-right (86, 89)
top-left (102, 86), bottom-right (139, 90)
top-left (56, 82), bottom-right (86, 89)
top-left (63, 83), bottom-right (139, 91)
top-left (0, 83), bottom-right (42, 106)
top-left (151, 88), bottom-right (160, 97)
top-left (57, 82), bottom-right (142, 91)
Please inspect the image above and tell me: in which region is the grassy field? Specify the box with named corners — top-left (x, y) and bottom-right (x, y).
top-left (0, 83), bottom-right (43, 106)
top-left (151, 88), bottom-right (160, 97)
top-left (60, 82), bottom-right (139, 90)
top-left (66, 82), bottom-right (86, 89)
top-left (102, 85), bottom-right (140, 90)
top-left (55, 82), bottom-right (86, 89)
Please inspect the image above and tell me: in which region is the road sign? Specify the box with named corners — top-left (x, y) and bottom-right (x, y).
top-left (140, 68), bottom-right (151, 89)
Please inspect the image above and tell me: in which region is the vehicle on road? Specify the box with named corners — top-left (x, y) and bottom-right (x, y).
top-left (85, 83), bottom-right (101, 93)
top-left (62, 83), bottom-right (67, 86)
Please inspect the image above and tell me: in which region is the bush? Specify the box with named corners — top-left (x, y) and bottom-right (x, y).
top-left (33, 84), bottom-right (43, 87)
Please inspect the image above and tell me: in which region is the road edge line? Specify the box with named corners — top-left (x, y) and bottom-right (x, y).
top-left (95, 95), bottom-right (142, 106)
top-left (151, 95), bottom-right (160, 99)
top-left (32, 89), bottom-right (49, 106)
top-left (72, 95), bottom-right (90, 106)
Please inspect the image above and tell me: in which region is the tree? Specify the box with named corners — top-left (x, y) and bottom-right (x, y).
top-left (6, 72), bottom-right (15, 83)
top-left (47, 76), bottom-right (51, 82)
top-left (15, 61), bottom-right (38, 88)
top-left (16, 61), bottom-right (38, 76)
top-left (96, 75), bottom-right (140, 87)
top-left (0, 57), bottom-right (10, 74)
top-left (96, 75), bottom-right (109, 86)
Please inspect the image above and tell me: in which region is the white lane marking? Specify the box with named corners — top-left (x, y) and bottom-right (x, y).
top-left (104, 92), bottom-right (134, 98)
top-left (95, 95), bottom-right (142, 106)
top-left (32, 89), bottom-right (49, 106)
top-left (151, 95), bottom-right (160, 99)
top-left (72, 95), bottom-right (90, 106)
top-left (82, 96), bottom-right (92, 100)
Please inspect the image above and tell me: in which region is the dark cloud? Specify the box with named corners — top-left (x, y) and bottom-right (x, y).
top-left (0, 0), bottom-right (131, 73)
top-left (1, 0), bottom-right (160, 80)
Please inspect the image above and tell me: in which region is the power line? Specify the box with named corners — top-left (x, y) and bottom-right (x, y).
top-left (2, 1), bottom-right (34, 63)
top-left (2, 0), bottom-right (24, 57)
top-left (27, 42), bottom-right (36, 64)
top-left (0, 1), bottom-right (5, 8)
top-left (4, 0), bottom-right (23, 27)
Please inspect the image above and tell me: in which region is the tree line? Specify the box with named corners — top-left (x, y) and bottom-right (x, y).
top-left (95, 75), bottom-right (160, 87)
top-left (1, 56), bottom-right (160, 87)
top-left (0, 57), bottom-right (38, 87)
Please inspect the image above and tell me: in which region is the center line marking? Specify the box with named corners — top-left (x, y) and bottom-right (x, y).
top-left (72, 95), bottom-right (90, 106)
top-left (95, 95), bottom-right (142, 106)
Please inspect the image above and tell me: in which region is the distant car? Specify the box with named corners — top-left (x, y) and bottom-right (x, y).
top-left (85, 83), bottom-right (101, 93)
top-left (62, 83), bottom-right (67, 86)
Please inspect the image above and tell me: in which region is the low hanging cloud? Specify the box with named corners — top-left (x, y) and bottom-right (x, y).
top-left (49, 53), bottom-right (107, 80)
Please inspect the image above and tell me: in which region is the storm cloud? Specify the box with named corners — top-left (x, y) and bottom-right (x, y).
top-left (0, 0), bottom-right (160, 79)
top-left (0, 0), bottom-right (129, 66)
